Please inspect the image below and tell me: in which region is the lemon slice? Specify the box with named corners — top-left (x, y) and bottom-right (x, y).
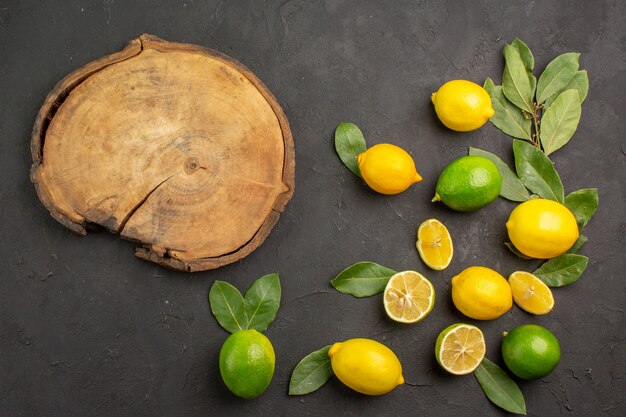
top-left (383, 271), bottom-right (435, 323)
top-left (416, 219), bottom-right (453, 270)
top-left (508, 271), bottom-right (555, 315)
top-left (435, 323), bottom-right (486, 375)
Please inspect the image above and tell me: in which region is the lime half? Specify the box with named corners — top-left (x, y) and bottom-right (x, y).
top-left (435, 323), bottom-right (486, 375)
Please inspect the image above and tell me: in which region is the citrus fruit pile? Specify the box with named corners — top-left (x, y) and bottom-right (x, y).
top-left (323, 60), bottom-right (592, 412)
top-left (220, 39), bottom-right (596, 417)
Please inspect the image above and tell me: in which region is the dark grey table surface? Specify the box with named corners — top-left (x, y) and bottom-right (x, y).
top-left (1, 1), bottom-right (625, 416)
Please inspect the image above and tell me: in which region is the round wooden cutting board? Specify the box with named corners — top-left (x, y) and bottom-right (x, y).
top-left (30, 34), bottom-right (295, 272)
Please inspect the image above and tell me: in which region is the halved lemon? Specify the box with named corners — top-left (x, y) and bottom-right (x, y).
top-left (383, 271), bottom-right (435, 323)
top-left (435, 323), bottom-right (486, 375)
top-left (416, 219), bottom-right (453, 270)
top-left (508, 271), bottom-right (555, 315)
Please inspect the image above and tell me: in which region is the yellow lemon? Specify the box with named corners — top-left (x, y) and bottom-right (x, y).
top-left (431, 80), bottom-right (495, 131)
top-left (506, 199), bottom-right (579, 259)
top-left (357, 143), bottom-right (422, 195)
top-left (451, 266), bottom-right (512, 320)
top-left (328, 338), bottom-right (404, 395)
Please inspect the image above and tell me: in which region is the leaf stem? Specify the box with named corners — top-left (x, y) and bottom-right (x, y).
top-left (530, 102), bottom-right (542, 149)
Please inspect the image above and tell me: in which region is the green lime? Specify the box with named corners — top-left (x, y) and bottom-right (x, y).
top-left (219, 329), bottom-right (275, 399)
top-left (433, 155), bottom-right (502, 212)
top-left (501, 324), bottom-right (560, 379)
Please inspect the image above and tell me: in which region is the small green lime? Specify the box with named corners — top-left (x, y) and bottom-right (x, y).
top-left (501, 324), bottom-right (560, 380)
top-left (219, 329), bottom-right (275, 399)
top-left (433, 155), bottom-right (502, 212)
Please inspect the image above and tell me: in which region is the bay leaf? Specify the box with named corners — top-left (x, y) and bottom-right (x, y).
top-left (564, 188), bottom-right (598, 230)
top-left (335, 122), bottom-right (366, 177)
top-left (474, 358), bottom-right (527, 415)
top-left (469, 147), bottom-right (530, 201)
top-left (567, 234), bottom-right (588, 254)
top-left (330, 262), bottom-right (397, 297)
top-left (483, 78), bottom-right (532, 140)
top-left (289, 345), bottom-right (334, 395)
top-left (511, 38), bottom-right (537, 100)
top-left (209, 280), bottom-right (248, 333)
top-left (511, 38), bottom-right (534, 72)
top-left (544, 70), bottom-right (589, 109)
top-left (536, 52), bottom-right (579, 104)
top-left (533, 254), bottom-right (589, 287)
top-left (502, 44), bottom-right (535, 113)
top-left (540, 90), bottom-right (582, 155)
top-left (513, 140), bottom-right (564, 203)
top-left (244, 273), bottom-right (281, 333)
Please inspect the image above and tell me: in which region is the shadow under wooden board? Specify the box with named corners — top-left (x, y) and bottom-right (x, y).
top-left (30, 34), bottom-right (295, 272)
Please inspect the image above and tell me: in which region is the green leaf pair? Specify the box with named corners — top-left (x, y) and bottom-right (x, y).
top-left (488, 38), bottom-right (588, 155)
top-left (209, 273), bottom-right (281, 333)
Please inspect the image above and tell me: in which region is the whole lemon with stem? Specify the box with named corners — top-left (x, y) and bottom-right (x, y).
top-left (329, 338), bottom-right (404, 395)
top-left (506, 199), bottom-right (579, 259)
top-left (432, 80), bottom-right (495, 131)
top-left (451, 266), bottom-right (513, 320)
top-left (357, 143), bottom-right (422, 195)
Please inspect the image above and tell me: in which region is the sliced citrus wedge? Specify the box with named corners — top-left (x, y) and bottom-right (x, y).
top-left (508, 271), bottom-right (555, 315)
top-left (435, 323), bottom-right (486, 375)
top-left (383, 271), bottom-right (435, 323)
top-left (416, 219), bottom-right (453, 270)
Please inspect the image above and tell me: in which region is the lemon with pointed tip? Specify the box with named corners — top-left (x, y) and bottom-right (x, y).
top-left (451, 266), bottom-right (513, 320)
top-left (328, 338), bottom-right (404, 395)
top-left (432, 80), bottom-right (495, 131)
top-left (506, 199), bottom-right (579, 259)
top-left (357, 143), bottom-right (422, 195)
